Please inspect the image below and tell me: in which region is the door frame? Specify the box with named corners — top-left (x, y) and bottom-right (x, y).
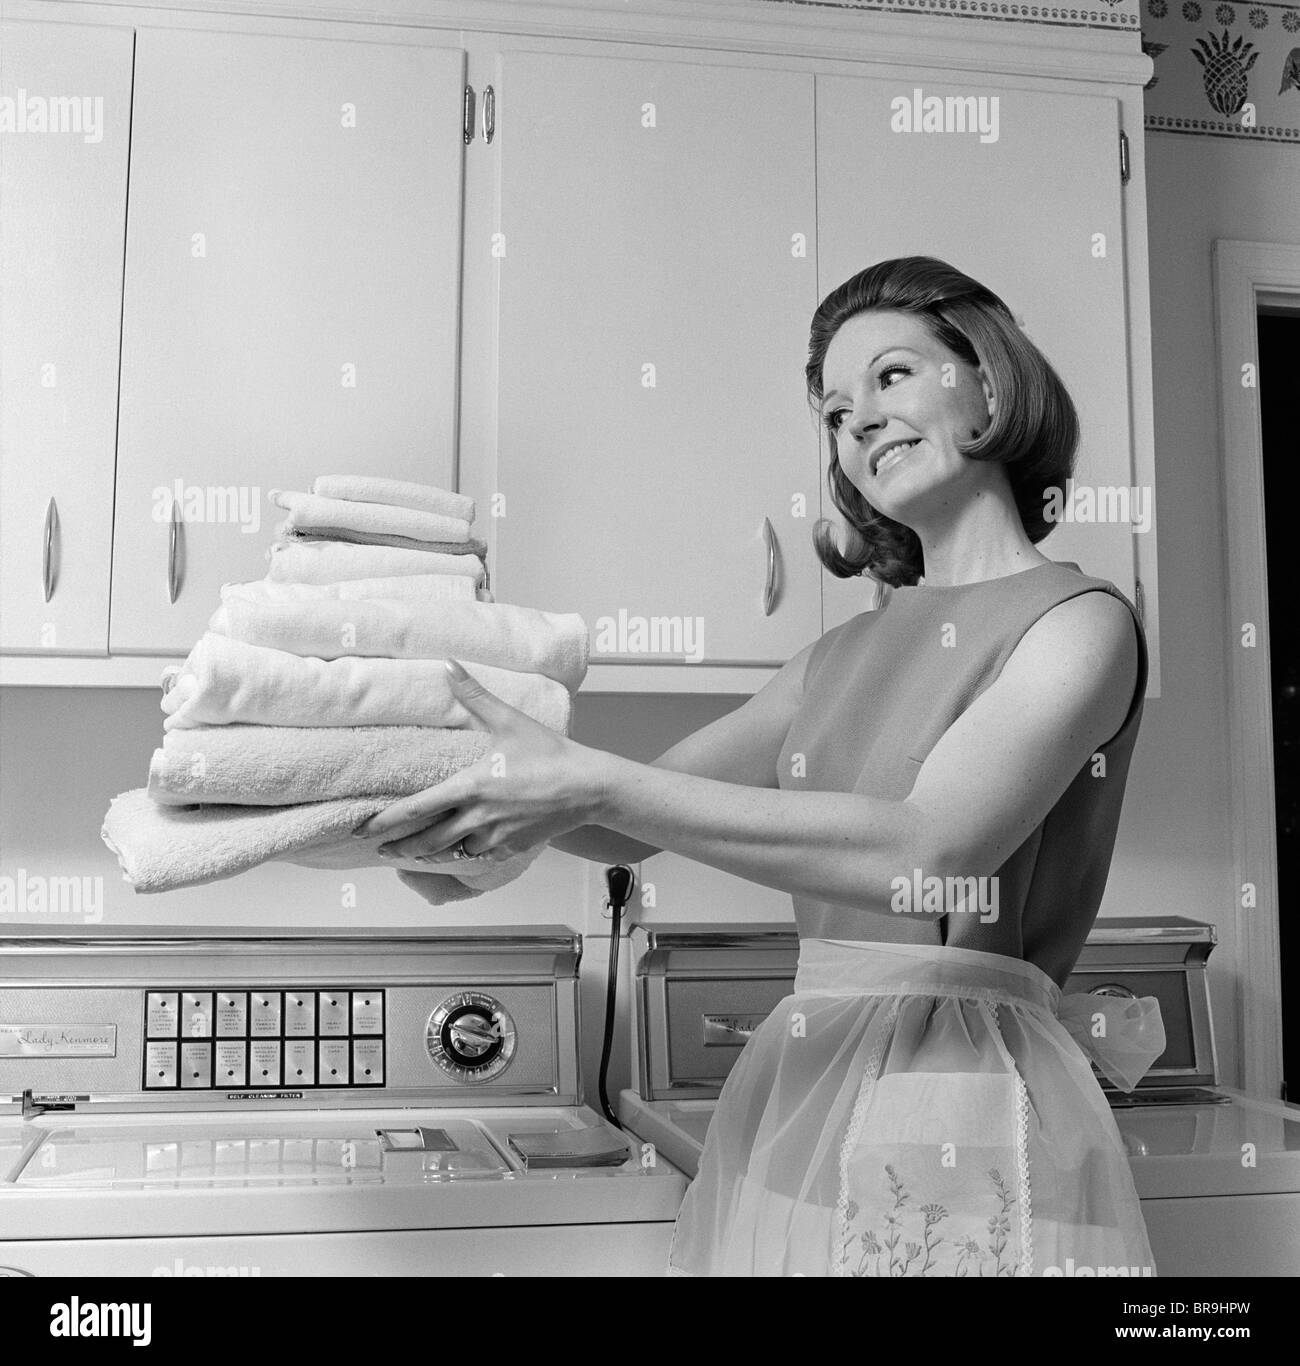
top-left (1212, 239), bottom-right (1300, 1099)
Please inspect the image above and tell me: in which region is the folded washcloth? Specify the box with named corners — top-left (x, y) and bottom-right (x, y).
top-left (148, 724), bottom-right (493, 806)
top-left (208, 599), bottom-right (588, 691)
top-left (102, 786), bottom-right (542, 898)
top-left (266, 541), bottom-right (485, 584)
top-left (312, 475), bottom-right (475, 524)
top-left (271, 489), bottom-right (473, 545)
top-left (160, 634), bottom-right (572, 732)
top-left (277, 524), bottom-right (490, 557)
top-left (222, 574), bottom-right (480, 605)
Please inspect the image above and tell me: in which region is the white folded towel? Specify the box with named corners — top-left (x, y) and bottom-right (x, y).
top-left (266, 541), bottom-right (486, 584)
top-left (271, 489), bottom-right (473, 545)
top-left (148, 724), bottom-right (493, 806)
top-left (221, 574), bottom-right (480, 604)
top-left (160, 634), bottom-right (572, 732)
top-left (102, 786), bottom-right (542, 898)
top-left (276, 523), bottom-right (489, 557)
top-left (207, 598), bottom-right (589, 691)
top-left (312, 475), bottom-right (475, 524)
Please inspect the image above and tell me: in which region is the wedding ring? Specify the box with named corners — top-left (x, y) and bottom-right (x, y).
top-left (450, 840), bottom-right (473, 861)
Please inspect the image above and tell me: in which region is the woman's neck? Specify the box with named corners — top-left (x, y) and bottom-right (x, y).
top-left (911, 485), bottom-right (1049, 587)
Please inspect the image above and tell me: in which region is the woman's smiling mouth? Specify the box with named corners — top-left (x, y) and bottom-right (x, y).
top-left (872, 438), bottom-right (922, 476)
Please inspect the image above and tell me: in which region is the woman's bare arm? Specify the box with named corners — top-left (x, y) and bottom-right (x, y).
top-left (548, 636), bottom-right (820, 866)
top-left (588, 593), bottom-right (1139, 916)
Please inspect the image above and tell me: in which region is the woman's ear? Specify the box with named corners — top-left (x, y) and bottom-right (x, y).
top-left (980, 370), bottom-right (997, 420)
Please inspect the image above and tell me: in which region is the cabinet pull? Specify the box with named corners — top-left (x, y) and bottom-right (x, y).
top-left (463, 85), bottom-right (476, 145)
top-left (761, 516), bottom-right (779, 616)
top-left (42, 496), bottom-right (59, 602)
top-left (167, 498), bottom-right (184, 604)
top-left (481, 84), bottom-right (495, 144)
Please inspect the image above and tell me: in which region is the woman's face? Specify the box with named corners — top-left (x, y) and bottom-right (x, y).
top-left (819, 309), bottom-right (998, 526)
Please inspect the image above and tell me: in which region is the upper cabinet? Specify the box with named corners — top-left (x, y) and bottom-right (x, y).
top-left (0, 20), bottom-right (132, 655)
top-left (108, 28), bottom-right (467, 653)
top-left (817, 75), bottom-right (1142, 636)
top-left (484, 47), bottom-right (822, 667)
top-left (0, 4), bottom-right (1158, 691)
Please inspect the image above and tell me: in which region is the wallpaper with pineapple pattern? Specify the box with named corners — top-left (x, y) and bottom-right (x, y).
top-left (760, 0), bottom-right (1300, 141)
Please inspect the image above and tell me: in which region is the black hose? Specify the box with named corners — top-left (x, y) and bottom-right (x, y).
top-left (596, 864), bottom-right (635, 1129)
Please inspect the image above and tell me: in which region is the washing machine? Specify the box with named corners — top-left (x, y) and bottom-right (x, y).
top-left (0, 924), bottom-right (685, 1276)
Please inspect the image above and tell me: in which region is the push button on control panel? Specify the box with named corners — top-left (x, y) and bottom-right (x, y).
top-left (142, 988), bottom-right (385, 1092)
top-left (182, 993), bottom-right (213, 1038)
top-left (249, 1040), bottom-right (281, 1086)
top-left (284, 1040), bottom-right (315, 1085)
top-left (319, 993), bottom-right (349, 1036)
top-left (146, 993), bottom-right (179, 1038)
top-left (215, 993), bottom-right (247, 1036)
top-left (145, 1041), bottom-right (178, 1088)
top-left (250, 993), bottom-right (281, 1037)
top-left (319, 1040), bottom-right (350, 1085)
top-left (285, 993), bottom-right (316, 1036)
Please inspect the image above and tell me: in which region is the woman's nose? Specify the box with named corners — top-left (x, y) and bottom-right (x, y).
top-left (847, 408), bottom-right (883, 442)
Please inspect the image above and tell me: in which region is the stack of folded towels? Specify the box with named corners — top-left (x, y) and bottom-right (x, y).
top-left (101, 475), bottom-right (589, 904)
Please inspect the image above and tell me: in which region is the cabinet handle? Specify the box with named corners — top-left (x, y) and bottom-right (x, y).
top-left (42, 496), bottom-right (59, 602)
top-left (761, 516), bottom-right (779, 616)
top-left (463, 85), bottom-right (476, 145)
top-left (481, 84), bottom-right (495, 143)
top-left (167, 498), bottom-right (184, 604)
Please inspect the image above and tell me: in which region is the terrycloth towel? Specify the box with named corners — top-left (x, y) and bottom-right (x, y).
top-left (266, 541), bottom-right (486, 585)
top-left (160, 634), bottom-right (572, 732)
top-left (207, 599), bottom-right (589, 691)
top-left (221, 574), bottom-right (482, 605)
top-left (102, 787), bottom-right (543, 898)
top-left (148, 724), bottom-right (493, 807)
top-left (277, 525), bottom-right (490, 557)
top-left (270, 489), bottom-right (473, 545)
top-left (313, 475), bottom-right (475, 524)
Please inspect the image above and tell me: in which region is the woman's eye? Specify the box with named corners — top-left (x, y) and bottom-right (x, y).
top-left (822, 365), bottom-right (910, 431)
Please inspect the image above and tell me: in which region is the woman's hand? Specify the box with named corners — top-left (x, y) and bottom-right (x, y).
top-left (351, 659), bottom-right (608, 863)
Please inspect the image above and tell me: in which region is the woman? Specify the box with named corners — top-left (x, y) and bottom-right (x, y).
top-left (354, 256), bottom-right (1163, 1277)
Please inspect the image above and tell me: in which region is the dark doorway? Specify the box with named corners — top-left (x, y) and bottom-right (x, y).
top-left (1258, 307), bottom-right (1300, 1101)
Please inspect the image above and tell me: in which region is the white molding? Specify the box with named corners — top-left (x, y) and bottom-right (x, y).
top-left (1211, 238), bottom-right (1300, 1101)
top-left (17, 0), bottom-right (1153, 85)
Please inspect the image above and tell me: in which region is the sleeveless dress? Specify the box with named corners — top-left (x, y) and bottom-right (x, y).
top-left (666, 562), bottom-right (1166, 1277)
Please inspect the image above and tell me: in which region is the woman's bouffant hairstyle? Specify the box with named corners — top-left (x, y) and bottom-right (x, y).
top-left (807, 256), bottom-right (1079, 588)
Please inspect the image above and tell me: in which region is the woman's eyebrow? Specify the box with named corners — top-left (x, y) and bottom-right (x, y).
top-left (820, 347), bottom-right (924, 406)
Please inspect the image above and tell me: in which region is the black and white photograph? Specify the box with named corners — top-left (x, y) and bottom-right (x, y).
top-left (0, 0), bottom-right (1297, 1329)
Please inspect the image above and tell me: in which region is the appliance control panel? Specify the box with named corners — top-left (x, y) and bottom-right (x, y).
top-left (0, 927), bottom-right (583, 1111)
top-left (142, 989), bottom-right (386, 1091)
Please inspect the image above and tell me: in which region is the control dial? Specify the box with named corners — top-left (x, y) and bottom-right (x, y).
top-left (425, 991), bottom-right (517, 1083)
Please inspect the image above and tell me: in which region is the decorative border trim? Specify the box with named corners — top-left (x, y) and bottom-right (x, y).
top-left (763, 0), bottom-right (1139, 30)
top-left (1145, 114), bottom-right (1300, 140)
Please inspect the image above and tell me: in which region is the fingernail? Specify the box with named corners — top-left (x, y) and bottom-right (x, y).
top-left (376, 847), bottom-right (395, 859)
top-left (351, 824), bottom-right (371, 838)
top-left (445, 657), bottom-right (467, 680)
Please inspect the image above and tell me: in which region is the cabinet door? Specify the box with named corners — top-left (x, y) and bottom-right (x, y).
top-left (816, 76), bottom-right (1137, 632)
top-left (110, 29), bottom-right (466, 653)
top-left (491, 51), bottom-right (821, 666)
top-left (0, 21), bottom-right (132, 654)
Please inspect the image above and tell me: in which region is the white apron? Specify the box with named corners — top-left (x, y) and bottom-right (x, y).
top-left (667, 938), bottom-right (1165, 1277)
